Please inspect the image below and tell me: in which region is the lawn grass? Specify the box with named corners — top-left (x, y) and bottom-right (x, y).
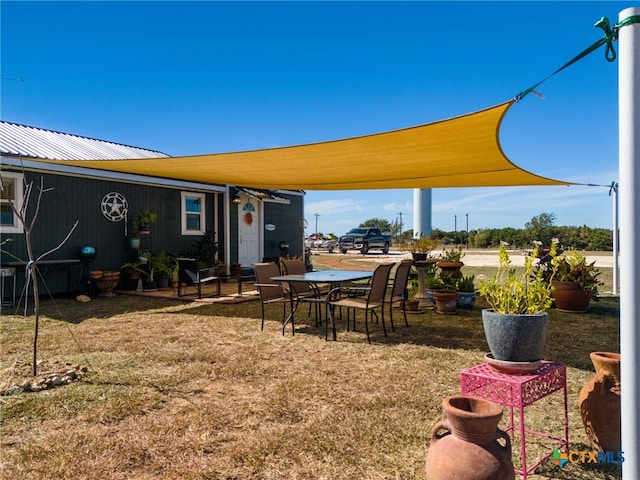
top-left (0, 258), bottom-right (621, 480)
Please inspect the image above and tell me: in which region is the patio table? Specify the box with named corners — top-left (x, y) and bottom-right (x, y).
top-left (271, 269), bottom-right (373, 339)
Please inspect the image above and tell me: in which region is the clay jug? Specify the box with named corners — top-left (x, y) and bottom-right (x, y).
top-left (425, 396), bottom-right (514, 480)
top-left (578, 352), bottom-right (621, 453)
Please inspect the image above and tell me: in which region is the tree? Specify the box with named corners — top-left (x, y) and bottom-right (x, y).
top-left (359, 218), bottom-right (392, 233)
top-left (0, 176), bottom-right (78, 377)
top-left (524, 213), bottom-right (558, 245)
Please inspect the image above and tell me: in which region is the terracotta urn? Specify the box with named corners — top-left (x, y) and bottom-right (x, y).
top-left (95, 271), bottom-right (120, 298)
top-left (425, 396), bottom-right (514, 480)
top-left (436, 261), bottom-right (464, 279)
top-left (578, 352), bottom-right (621, 453)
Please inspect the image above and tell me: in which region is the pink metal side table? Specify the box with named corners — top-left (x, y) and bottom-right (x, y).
top-left (460, 361), bottom-right (569, 479)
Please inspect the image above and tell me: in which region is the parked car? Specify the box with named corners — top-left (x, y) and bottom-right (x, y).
top-left (339, 227), bottom-right (392, 254)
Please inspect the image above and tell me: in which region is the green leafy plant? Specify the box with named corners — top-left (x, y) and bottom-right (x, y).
top-left (552, 250), bottom-right (602, 296)
top-left (424, 267), bottom-right (457, 292)
top-left (407, 278), bottom-right (420, 298)
top-left (437, 271), bottom-right (458, 292)
top-left (192, 230), bottom-right (218, 268)
top-left (401, 235), bottom-right (440, 255)
top-left (120, 261), bottom-right (142, 279)
top-left (422, 262), bottom-right (442, 289)
top-left (132, 210), bottom-right (158, 234)
top-left (152, 251), bottom-right (176, 280)
top-left (456, 274), bottom-right (475, 293)
top-left (478, 243), bottom-right (554, 314)
top-left (534, 241), bottom-right (602, 297)
top-left (121, 250), bottom-right (157, 281)
top-left (439, 246), bottom-right (465, 262)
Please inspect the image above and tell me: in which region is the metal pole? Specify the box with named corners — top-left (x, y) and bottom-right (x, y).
top-left (466, 213), bottom-right (469, 249)
top-left (454, 214), bottom-right (457, 246)
top-left (314, 213), bottom-right (320, 235)
top-left (619, 8), bottom-right (640, 479)
top-left (611, 182), bottom-right (619, 295)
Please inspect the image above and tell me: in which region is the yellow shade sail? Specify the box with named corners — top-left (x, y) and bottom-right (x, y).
top-left (29, 100), bottom-right (574, 190)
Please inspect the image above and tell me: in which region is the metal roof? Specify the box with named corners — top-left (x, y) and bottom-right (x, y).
top-left (0, 121), bottom-right (168, 160)
top-left (236, 187), bottom-right (290, 204)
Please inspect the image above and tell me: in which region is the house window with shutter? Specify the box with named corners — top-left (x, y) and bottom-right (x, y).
top-left (0, 173), bottom-right (24, 234)
top-left (181, 191), bottom-right (206, 235)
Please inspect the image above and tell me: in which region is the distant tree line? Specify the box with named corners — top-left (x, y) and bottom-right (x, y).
top-left (359, 213), bottom-right (613, 251)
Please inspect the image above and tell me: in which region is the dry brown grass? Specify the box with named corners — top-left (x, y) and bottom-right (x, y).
top-left (0, 259), bottom-right (621, 480)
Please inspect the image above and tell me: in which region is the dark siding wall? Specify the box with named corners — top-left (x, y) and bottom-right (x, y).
top-left (1, 170), bottom-right (221, 294)
top-left (263, 194), bottom-right (304, 259)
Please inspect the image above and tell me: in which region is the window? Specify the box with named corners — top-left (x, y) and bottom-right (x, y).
top-left (181, 191), bottom-right (206, 235)
top-left (0, 172), bottom-right (24, 234)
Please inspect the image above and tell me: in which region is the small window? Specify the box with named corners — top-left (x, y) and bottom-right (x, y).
top-left (0, 173), bottom-right (24, 234)
top-left (181, 191), bottom-right (206, 235)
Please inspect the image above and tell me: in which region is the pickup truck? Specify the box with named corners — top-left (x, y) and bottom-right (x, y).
top-left (338, 227), bottom-right (392, 254)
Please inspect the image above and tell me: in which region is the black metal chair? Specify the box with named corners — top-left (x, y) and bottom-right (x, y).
top-left (177, 258), bottom-right (220, 298)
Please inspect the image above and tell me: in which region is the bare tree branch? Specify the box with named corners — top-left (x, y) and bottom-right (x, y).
top-left (35, 220), bottom-right (80, 263)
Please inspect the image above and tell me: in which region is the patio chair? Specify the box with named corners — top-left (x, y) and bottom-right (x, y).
top-left (388, 259), bottom-right (414, 330)
top-left (326, 263), bottom-right (394, 343)
top-left (252, 262), bottom-right (296, 334)
top-left (281, 258), bottom-right (325, 326)
top-left (177, 258), bottom-right (221, 298)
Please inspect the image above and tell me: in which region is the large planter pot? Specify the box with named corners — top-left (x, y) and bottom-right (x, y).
top-left (123, 278), bottom-right (139, 290)
top-left (457, 291), bottom-right (476, 309)
top-left (481, 309), bottom-right (549, 362)
top-left (95, 271), bottom-right (120, 298)
top-left (142, 279), bottom-right (158, 291)
top-left (437, 261), bottom-right (464, 279)
top-left (405, 299), bottom-right (420, 311)
top-left (552, 280), bottom-right (592, 313)
top-left (433, 290), bottom-right (459, 315)
top-left (425, 395), bottom-right (514, 480)
top-left (578, 352), bottom-right (621, 453)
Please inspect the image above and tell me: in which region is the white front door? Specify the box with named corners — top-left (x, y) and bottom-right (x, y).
top-left (237, 194), bottom-right (261, 267)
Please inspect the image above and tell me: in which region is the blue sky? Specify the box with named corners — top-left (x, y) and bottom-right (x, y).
top-left (1, 1), bottom-right (626, 236)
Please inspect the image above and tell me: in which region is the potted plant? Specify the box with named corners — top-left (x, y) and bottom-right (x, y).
top-left (404, 235), bottom-right (440, 262)
top-left (478, 242), bottom-right (554, 364)
top-left (437, 246), bottom-right (465, 279)
top-left (432, 270), bottom-right (459, 315)
top-left (122, 251), bottom-right (157, 290)
top-left (541, 244), bottom-right (602, 313)
top-left (132, 209), bottom-right (158, 236)
top-left (192, 230), bottom-right (218, 269)
top-left (456, 274), bottom-right (476, 309)
top-left (405, 278), bottom-right (420, 311)
top-left (152, 251), bottom-right (176, 290)
top-left (120, 261), bottom-right (142, 290)
top-left (421, 262), bottom-right (441, 309)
